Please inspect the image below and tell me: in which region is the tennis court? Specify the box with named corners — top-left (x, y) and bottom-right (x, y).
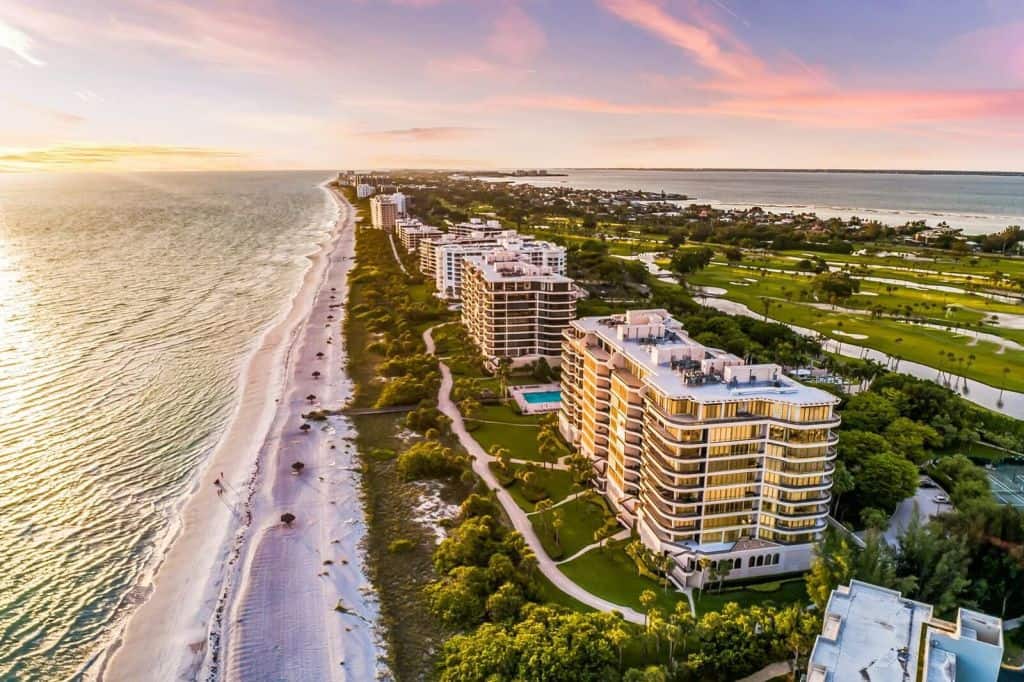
top-left (988, 465), bottom-right (1024, 508)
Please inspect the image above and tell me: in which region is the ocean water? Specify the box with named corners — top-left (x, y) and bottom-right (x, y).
top-left (0, 171), bottom-right (333, 679)
top-left (516, 170), bottom-right (1024, 235)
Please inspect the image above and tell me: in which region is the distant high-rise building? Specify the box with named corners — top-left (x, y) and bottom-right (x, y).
top-left (369, 195), bottom-right (397, 230)
top-left (560, 309), bottom-right (840, 587)
top-left (356, 183), bottom-right (375, 199)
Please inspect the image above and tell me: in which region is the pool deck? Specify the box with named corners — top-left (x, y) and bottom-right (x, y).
top-left (510, 383), bottom-right (562, 415)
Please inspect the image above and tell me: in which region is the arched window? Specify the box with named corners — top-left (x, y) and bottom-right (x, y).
top-left (773, 553), bottom-right (780, 565)
top-left (734, 558), bottom-right (742, 569)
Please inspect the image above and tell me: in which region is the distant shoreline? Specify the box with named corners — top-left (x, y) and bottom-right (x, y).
top-left (552, 168), bottom-right (1024, 177)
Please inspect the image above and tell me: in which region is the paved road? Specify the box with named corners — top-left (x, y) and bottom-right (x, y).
top-left (423, 326), bottom-right (645, 625)
top-left (884, 478), bottom-right (951, 546)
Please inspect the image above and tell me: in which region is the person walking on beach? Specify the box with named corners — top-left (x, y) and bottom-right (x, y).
top-left (214, 478), bottom-right (223, 496)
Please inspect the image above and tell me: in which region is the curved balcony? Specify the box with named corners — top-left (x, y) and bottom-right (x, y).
top-left (763, 461), bottom-right (836, 478)
top-left (645, 397), bottom-right (841, 430)
top-left (763, 446), bottom-right (837, 463)
top-left (759, 504), bottom-right (830, 521)
top-left (761, 477), bottom-right (832, 493)
top-left (640, 503), bottom-right (703, 536)
top-left (640, 488), bottom-right (701, 521)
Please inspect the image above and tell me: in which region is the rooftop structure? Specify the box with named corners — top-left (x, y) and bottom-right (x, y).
top-left (808, 580), bottom-right (1004, 682)
top-left (461, 251), bottom-right (577, 366)
top-left (560, 309), bottom-right (841, 587)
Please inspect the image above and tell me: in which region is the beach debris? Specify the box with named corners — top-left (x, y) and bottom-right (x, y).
top-left (315, 352), bottom-right (325, 358)
top-left (291, 461), bottom-right (305, 475)
top-left (334, 600), bottom-right (352, 614)
top-left (323, 559), bottom-right (333, 565)
top-left (280, 512), bottom-right (296, 527)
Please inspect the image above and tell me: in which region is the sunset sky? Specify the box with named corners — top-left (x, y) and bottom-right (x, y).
top-left (1, 0), bottom-right (1023, 172)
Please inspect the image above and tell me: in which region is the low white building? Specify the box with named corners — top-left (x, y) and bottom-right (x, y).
top-left (808, 580), bottom-right (1004, 682)
top-left (450, 218), bottom-right (504, 238)
top-left (396, 218), bottom-right (443, 252)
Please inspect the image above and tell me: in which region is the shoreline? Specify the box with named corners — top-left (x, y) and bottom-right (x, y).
top-left (102, 182), bottom-right (384, 680)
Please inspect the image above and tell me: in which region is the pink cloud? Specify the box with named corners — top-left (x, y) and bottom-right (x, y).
top-left (484, 94), bottom-right (700, 115)
top-left (487, 4), bottom-right (546, 63)
top-left (0, 0), bottom-right (325, 73)
top-left (712, 89), bottom-right (1024, 127)
top-left (598, 0), bottom-right (826, 95)
top-left (949, 21), bottom-right (1024, 82)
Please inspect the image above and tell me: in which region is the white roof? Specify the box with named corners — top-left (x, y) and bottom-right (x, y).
top-left (572, 312), bottom-right (838, 405)
top-left (808, 581), bottom-right (934, 682)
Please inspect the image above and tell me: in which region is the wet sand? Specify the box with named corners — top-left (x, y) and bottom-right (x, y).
top-left (103, 184), bottom-right (384, 681)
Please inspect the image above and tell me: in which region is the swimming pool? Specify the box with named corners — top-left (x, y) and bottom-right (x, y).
top-left (522, 390), bottom-right (561, 404)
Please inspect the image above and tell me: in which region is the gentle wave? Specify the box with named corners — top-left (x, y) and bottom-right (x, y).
top-left (0, 171), bottom-right (335, 679)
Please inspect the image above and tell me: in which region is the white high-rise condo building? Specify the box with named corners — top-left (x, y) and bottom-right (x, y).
top-left (461, 251), bottom-right (576, 367)
top-left (422, 231), bottom-right (566, 300)
top-left (356, 183), bottom-right (375, 199)
top-left (559, 309), bottom-right (840, 587)
top-left (369, 195), bottom-right (398, 230)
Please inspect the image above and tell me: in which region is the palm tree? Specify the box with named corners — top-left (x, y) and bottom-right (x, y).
top-left (998, 366), bottom-right (1010, 408)
top-left (300, 423), bottom-right (311, 433)
top-left (291, 461), bottom-right (305, 475)
top-left (306, 393), bottom-right (317, 404)
top-left (312, 370), bottom-right (321, 380)
top-left (281, 512), bottom-right (296, 526)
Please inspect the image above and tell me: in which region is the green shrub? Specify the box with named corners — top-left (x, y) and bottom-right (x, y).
top-left (388, 538), bottom-right (415, 553)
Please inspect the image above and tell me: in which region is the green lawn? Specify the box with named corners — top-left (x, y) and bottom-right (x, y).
top-left (498, 463), bottom-right (578, 512)
top-left (941, 441), bottom-right (1020, 463)
top-left (532, 493), bottom-right (613, 560)
top-left (687, 263), bottom-right (1024, 392)
top-left (558, 539), bottom-right (689, 615)
top-left (467, 404), bottom-right (551, 462)
top-left (1004, 627), bottom-right (1024, 666)
top-left (693, 578), bottom-right (808, 616)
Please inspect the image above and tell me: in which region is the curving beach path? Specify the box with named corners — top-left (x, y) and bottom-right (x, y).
top-left (423, 326), bottom-right (647, 625)
top-left (104, 185), bottom-right (383, 681)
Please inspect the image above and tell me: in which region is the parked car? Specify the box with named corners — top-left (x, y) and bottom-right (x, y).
top-left (933, 494), bottom-right (950, 504)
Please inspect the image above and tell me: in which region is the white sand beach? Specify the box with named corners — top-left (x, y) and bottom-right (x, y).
top-left (102, 185), bottom-right (384, 681)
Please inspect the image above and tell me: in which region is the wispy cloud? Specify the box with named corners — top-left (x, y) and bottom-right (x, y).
top-left (613, 135), bottom-right (705, 150)
top-left (0, 143), bottom-right (245, 171)
top-left (598, 0), bottom-right (825, 95)
top-left (0, 18), bottom-right (44, 65)
top-left (359, 126), bottom-right (489, 142)
top-left (0, 1), bottom-right (324, 73)
top-left (487, 4), bottom-right (546, 63)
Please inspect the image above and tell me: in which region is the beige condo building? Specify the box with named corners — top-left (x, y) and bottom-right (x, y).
top-left (461, 252), bottom-right (576, 366)
top-left (559, 309), bottom-right (840, 587)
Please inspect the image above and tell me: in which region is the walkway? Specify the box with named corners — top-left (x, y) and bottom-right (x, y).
top-left (737, 661), bottom-right (791, 682)
top-left (423, 325), bottom-right (646, 625)
top-left (556, 528), bottom-right (631, 565)
top-left (387, 232), bottom-right (408, 274)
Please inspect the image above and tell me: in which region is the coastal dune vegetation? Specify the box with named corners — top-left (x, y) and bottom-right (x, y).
top-left (339, 175), bottom-right (1024, 679)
